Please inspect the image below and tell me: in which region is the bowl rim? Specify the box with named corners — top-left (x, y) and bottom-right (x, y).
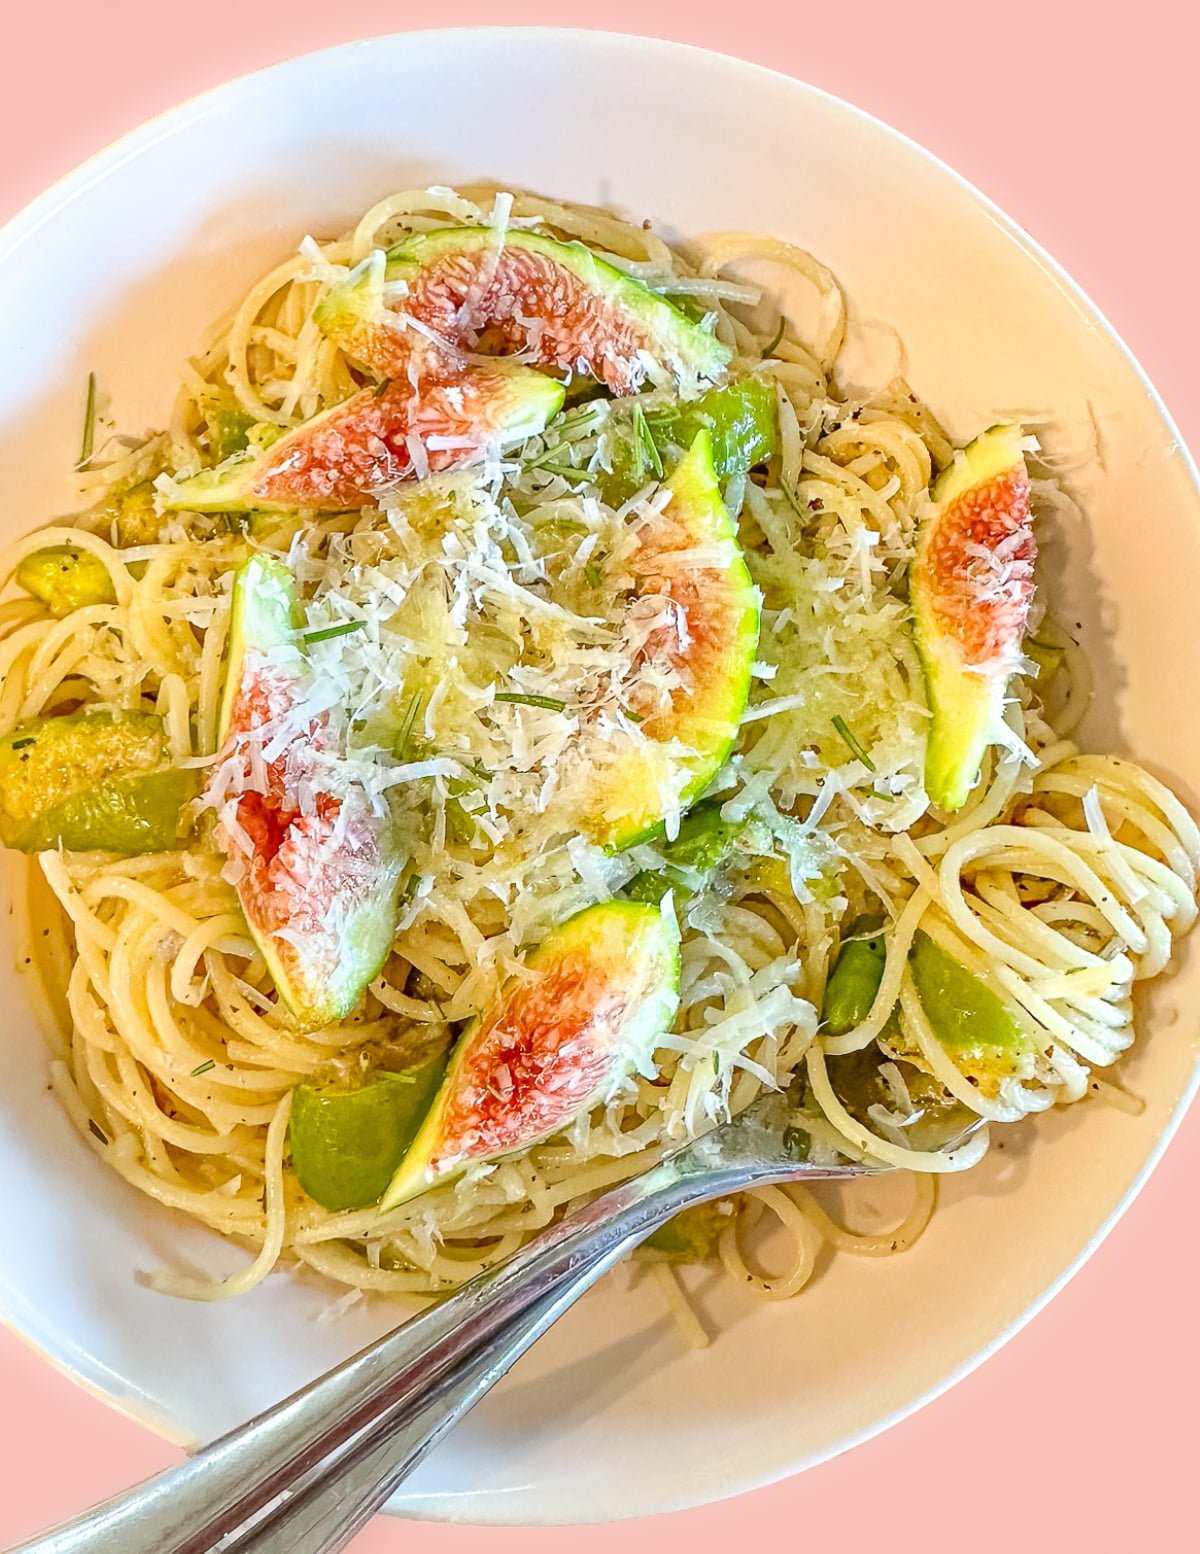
top-left (0, 25), bottom-right (1198, 1523)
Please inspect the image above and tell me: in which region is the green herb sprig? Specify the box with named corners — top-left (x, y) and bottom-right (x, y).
top-left (831, 714), bottom-right (877, 773)
top-left (763, 318), bottom-right (787, 357)
top-left (300, 620), bottom-right (367, 644)
top-left (494, 692), bottom-right (567, 712)
top-left (393, 690), bottom-right (426, 760)
top-left (76, 372), bottom-right (97, 471)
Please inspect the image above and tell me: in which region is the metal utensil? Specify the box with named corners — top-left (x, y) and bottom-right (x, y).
top-left (9, 1095), bottom-right (978, 1554)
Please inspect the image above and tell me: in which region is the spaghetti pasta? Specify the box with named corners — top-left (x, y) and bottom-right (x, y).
top-left (0, 185), bottom-right (1194, 1323)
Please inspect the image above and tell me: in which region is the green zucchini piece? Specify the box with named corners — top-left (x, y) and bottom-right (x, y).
top-left (0, 711), bottom-right (198, 853)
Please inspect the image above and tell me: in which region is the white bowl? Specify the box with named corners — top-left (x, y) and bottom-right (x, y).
top-left (0, 28), bottom-right (1197, 1527)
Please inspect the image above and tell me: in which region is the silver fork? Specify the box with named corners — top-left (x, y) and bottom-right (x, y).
top-left (9, 1094), bottom-right (975, 1554)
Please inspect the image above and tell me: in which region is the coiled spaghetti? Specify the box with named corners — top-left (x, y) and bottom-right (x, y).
top-left (2, 186), bottom-right (1195, 1327)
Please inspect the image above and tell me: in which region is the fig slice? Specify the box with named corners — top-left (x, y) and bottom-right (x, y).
top-left (209, 555), bottom-right (404, 1028)
top-left (163, 367), bottom-right (564, 515)
top-left (380, 900), bottom-right (680, 1208)
top-left (315, 232), bottom-right (731, 396)
top-left (910, 423), bottom-right (1035, 811)
top-left (582, 428), bottom-right (761, 849)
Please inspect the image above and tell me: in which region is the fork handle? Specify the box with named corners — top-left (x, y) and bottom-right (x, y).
top-left (226, 1219), bottom-right (645, 1554)
top-left (10, 1149), bottom-right (784, 1554)
top-left (236, 1146), bottom-right (815, 1552)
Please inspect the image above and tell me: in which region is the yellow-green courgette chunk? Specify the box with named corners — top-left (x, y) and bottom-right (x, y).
top-left (0, 711), bottom-right (199, 853)
top-left (110, 483), bottom-right (162, 547)
top-left (644, 1200), bottom-right (731, 1262)
top-left (16, 547), bottom-right (116, 617)
top-left (908, 930), bottom-right (1034, 1079)
top-left (290, 1051), bottom-right (449, 1212)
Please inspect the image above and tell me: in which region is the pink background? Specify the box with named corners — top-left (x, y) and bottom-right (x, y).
top-left (0, 2), bottom-right (1195, 1547)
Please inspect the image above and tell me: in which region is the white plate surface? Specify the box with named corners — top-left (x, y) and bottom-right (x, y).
top-left (0, 28), bottom-right (1197, 1526)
